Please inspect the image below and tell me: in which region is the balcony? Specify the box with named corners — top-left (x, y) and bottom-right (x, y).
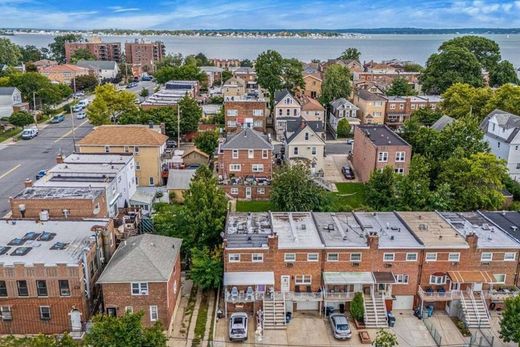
top-left (285, 291), bottom-right (323, 302)
top-left (225, 290), bottom-right (265, 303)
top-left (323, 291), bottom-right (356, 301)
top-left (219, 176), bottom-right (271, 186)
top-left (483, 287), bottom-right (520, 302)
top-left (418, 287), bottom-right (462, 302)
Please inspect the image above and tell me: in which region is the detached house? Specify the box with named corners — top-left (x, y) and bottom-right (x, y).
top-left (302, 74), bottom-right (322, 99)
top-left (273, 89), bottom-right (301, 140)
top-left (0, 87), bottom-right (26, 117)
top-left (76, 60), bottom-right (119, 81)
top-left (284, 120), bottom-right (325, 174)
top-left (301, 98), bottom-right (325, 123)
top-left (328, 98), bottom-right (360, 138)
top-left (353, 90), bottom-right (386, 125)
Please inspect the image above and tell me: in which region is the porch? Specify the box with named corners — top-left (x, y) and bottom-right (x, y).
top-left (223, 271), bottom-right (275, 317)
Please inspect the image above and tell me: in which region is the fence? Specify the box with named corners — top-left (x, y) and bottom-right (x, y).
top-left (467, 329), bottom-right (494, 347)
top-left (423, 318), bottom-right (443, 347)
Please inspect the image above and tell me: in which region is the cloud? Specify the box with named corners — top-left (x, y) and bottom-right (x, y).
top-left (109, 6), bottom-right (140, 13)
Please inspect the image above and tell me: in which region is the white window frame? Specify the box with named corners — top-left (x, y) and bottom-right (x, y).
top-left (228, 254), bottom-right (240, 262)
top-left (262, 149), bottom-right (268, 159)
top-left (395, 151), bottom-right (406, 162)
top-left (39, 306), bottom-right (51, 320)
top-left (252, 253), bottom-right (264, 263)
top-left (307, 253), bottom-right (319, 262)
top-left (252, 164), bottom-right (264, 173)
top-left (229, 164), bottom-right (241, 172)
top-left (481, 252), bottom-right (493, 262)
top-left (232, 149), bottom-right (239, 159)
top-left (504, 252), bottom-right (517, 261)
top-left (448, 253), bottom-right (460, 262)
top-left (257, 187), bottom-right (265, 195)
top-left (230, 188), bottom-right (239, 195)
top-left (284, 253), bottom-right (296, 262)
top-left (494, 274), bottom-right (506, 284)
top-left (395, 168), bottom-right (405, 174)
top-left (378, 151), bottom-right (388, 162)
top-left (253, 109), bottom-right (263, 116)
top-left (429, 275), bottom-right (447, 285)
top-left (425, 252), bottom-right (437, 262)
top-left (248, 149), bottom-right (254, 159)
top-left (131, 282), bottom-right (149, 295)
top-left (350, 253), bottom-right (362, 262)
top-left (327, 253), bottom-right (339, 262)
top-left (294, 275), bottom-right (312, 285)
top-left (383, 253), bottom-right (395, 262)
top-left (149, 305), bottom-right (158, 322)
top-left (227, 109), bottom-right (238, 117)
top-left (395, 274), bottom-right (409, 284)
top-left (293, 147), bottom-right (299, 155)
top-left (406, 253), bottom-right (418, 261)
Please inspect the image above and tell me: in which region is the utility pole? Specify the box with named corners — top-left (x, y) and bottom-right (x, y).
top-left (71, 77), bottom-right (77, 152)
top-left (32, 92), bottom-right (38, 129)
top-left (177, 103), bottom-right (181, 148)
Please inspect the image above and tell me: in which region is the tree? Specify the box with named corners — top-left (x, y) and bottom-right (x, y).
top-left (179, 95), bottom-right (202, 134)
top-left (396, 155), bottom-right (432, 210)
top-left (240, 59), bottom-right (253, 67)
top-left (73, 74), bottom-right (98, 92)
top-left (420, 46), bottom-right (483, 94)
top-left (350, 292), bottom-right (364, 322)
top-left (374, 329), bottom-right (399, 347)
top-left (321, 64), bottom-right (352, 105)
top-left (85, 312), bottom-right (166, 347)
top-left (190, 247), bottom-right (223, 289)
top-left (489, 60), bottom-right (520, 87)
top-left (336, 118), bottom-right (351, 138)
top-left (194, 130), bottom-right (219, 155)
top-left (0, 334), bottom-right (76, 347)
top-left (410, 108), bottom-right (443, 127)
top-left (403, 63), bottom-right (423, 72)
top-left (499, 294), bottom-right (520, 345)
top-left (441, 83), bottom-right (493, 120)
top-left (8, 72), bottom-right (70, 105)
top-left (70, 48), bottom-right (96, 63)
top-left (0, 38), bottom-right (22, 66)
top-left (440, 35), bottom-right (501, 71)
top-left (281, 58), bottom-right (305, 94)
top-left (339, 47), bottom-right (361, 61)
top-left (221, 70), bottom-right (232, 83)
top-left (87, 84), bottom-right (137, 125)
top-left (49, 34), bottom-right (82, 63)
top-left (9, 111), bottom-right (33, 127)
top-left (485, 83), bottom-right (520, 116)
top-left (140, 87), bottom-right (149, 98)
top-left (193, 52), bottom-right (210, 66)
top-left (155, 53), bottom-right (183, 70)
top-left (255, 50), bottom-right (284, 105)
top-left (154, 64), bottom-right (205, 84)
top-left (365, 166), bottom-right (399, 211)
top-left (271, 164), bottom-right (329, 211)
top-left (19, 45), bottom-right (43, 63)
top-left (386, 77), bottom-right (416, 96)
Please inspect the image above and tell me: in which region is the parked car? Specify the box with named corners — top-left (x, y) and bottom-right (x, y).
top-left (77, 99), bottom-right (89, 108)
top-left (166, 140), bottom-right (177, 148)
top-left (73, 92), bottom-right (85, 98)
top-left (72, 105), bottom-right (83, 112)
top-left (229, 312), bottom-right (248, 342)
top-left (76, 112), bottom-right (86, 119)
top-left (126, 82), bottom-right (138, 89)
top-left (346, 139), bottom-right (354, 145)
top-left (21, 127), bottom-right (38, 140)
top-left (141, 75), bottom-right (153, 81)
top-left (341, 165), bottom-right (354, 180)
top-left (35, 169), bottom-right (47, 180)
top-left (50, 114), bottom-right (65, 123)
top-left (329, 313), bottom-right (352, 340)
top-left (186, 164), bottom-right (201, 170)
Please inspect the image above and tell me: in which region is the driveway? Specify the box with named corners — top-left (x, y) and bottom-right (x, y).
top-left (323, 154), bottom-right (359, 183)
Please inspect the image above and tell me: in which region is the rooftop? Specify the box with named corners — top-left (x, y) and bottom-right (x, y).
top-left (78, 125), bottom-right (168, 147)
top-left (40, 64), bottom-right (89, 73)
top-left (397, 212), bottom-right (469, 249)
top-left (63, 153), bottom-right (133, 165)
top-left (356, 89), bottom-right (387, 101)
top-left (301, 98), bottom-right (325, 111)
top-left (270, 212), bottom-right (324, 249)
top-left (0, 220), bottom-right (108, 267)
top-left (13, 187), bottom-right (104, 200)
top-left (221, 128), bottom-right (272, 150)
top-left (49, 163), bottom-right (124, 175)
top-left (313, 212), bottom-right (368, 248)
top-left (76, 60), bottom-right (118, 70)
top-left (431, 115), bottom-right (455, 132)
top-left (481, 211), bottom-right (520, 243)
top-left (225, 212), bottom-right (273, 249)
top-left (166, 169), bottom-right (196, 190)
top-left (357, 125), bottom-right (410, 147)
top-left (0, 87), bottom-right (18, 96)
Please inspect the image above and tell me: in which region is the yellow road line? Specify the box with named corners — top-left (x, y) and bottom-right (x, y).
top-left (54, 120), bottom-right (89, 143)
top-left (0, 164), bottom-right (21, 181)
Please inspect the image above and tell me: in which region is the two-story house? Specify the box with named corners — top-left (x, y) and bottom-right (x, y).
top-left (353, 90), bottom-right (387, 125)
top-left (76, 60), bottom-right (119, 81)
top-left (301, 97), bottom-right (325, 124)
top-left (273, 89), bottom-right (301, 141)
top-left (222, 77), bottom-right (246, 98)
top-left (328, 98), bottom-right (360, 138)
top-left (284, 120), bottom-right (326, 175)
top-left (0, 87), bottom-right (26, 117)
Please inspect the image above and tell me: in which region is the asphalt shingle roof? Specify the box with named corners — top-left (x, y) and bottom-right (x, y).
top-left (480, 109), bottom-right (520, 144)
top-left (221, 128), bottom-right (273, 150)
top-left (356, 89), bottom-right (387, 101)
top-left (0, 87), bottom-right (17, 96)
top-left (78, 125), bottom-right (168, 146)
top-left (76, 60), bottom-right (118, 70)
top-left (431, 115), bottom-right (454, 131)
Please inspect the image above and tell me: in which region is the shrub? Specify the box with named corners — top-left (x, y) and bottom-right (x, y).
top-left (9, 111), bottom-right (33, 127)
top-left (350, 292), bottom-right (364, 322)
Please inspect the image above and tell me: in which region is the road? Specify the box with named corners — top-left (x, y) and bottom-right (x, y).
top-left (0, 115), bottom-right (93, 216)
top-left (122, 80), bottom-right (157, 99)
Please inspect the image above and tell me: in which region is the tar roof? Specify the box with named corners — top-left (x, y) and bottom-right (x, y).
top-left (76, 60), bottom-right (118, 70)
top-left (13, 187), bottom-right (103, 200)
top-left (0, 220), bottom-right (107, 266)
top-left (357, 125), bottom-right (409, 147)
top-left (167, 169), bottom-right (196, 190)
top-left (440, 212), bottom-right (520, 249)
top-left (221, 128), bottom-right (273, 150)
top-left (356, 89), bottom-right (387, 101)
top-left (354, 212), bottom-right (423, 249)
top-left (63, 153), bottom-right (133, 165)
top-left (313, 212), bottom-right (368, 248)
top-left (78, 125), bottom-right (168, 146)
top-left (225, 212), bottom-right (273, 248)
top-left (271, 212), bottom-right (324, 249)
top-left (97, 234), bottom-right (182, 283)
top-left (481, 211), bottom-right (520, 243)
top-left (397, 212), bottom-right (468, 249)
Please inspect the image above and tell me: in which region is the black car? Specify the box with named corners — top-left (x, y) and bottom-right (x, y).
top-left (341, 165), bottom-right (354, 180)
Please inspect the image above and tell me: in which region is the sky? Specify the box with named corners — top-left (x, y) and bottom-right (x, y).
top-left (1, 0), bottom-right (520, 30)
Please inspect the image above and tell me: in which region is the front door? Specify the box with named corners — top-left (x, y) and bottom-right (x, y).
top-left (245, 187), bottom-right (252, 199)
top-left (69, 309), bottom-right (82, 332)
top-left (281, 275), bottom-right (290, 292)
top-left (473, 283), bottom-right (483, 291)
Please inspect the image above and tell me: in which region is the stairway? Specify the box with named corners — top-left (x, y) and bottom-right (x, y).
top-left (312, 177), bottom-right (337, 192)
top-left (364, 293), bottom-right (388, 328)
top-left (263, 294), bottom-right (287, 330)
top-left (460, 290), bottom-right (491, 329)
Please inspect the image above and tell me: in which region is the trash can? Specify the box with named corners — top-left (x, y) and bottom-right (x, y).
top-left (339, 304), bottom-right (345, 313)
top-left (325, 306), bottom-right (334, 317)
top-left (285, 311), bottom-right (292, 323)
top-left (387, 312), bottom-right (396, 327)
top-left (426, 305), bottom-right (434, 317)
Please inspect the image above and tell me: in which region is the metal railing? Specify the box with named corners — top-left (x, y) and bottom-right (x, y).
top-left (418, 287), bottom-right (462, 301)
top-left (423, 318), bottom-right (442, 347)
top-left (323, 291), bottom-right (356, 301)
top-left (482, 288), bottom-right (520, 301)
top-left (225, 291), bottom-right (264, 303)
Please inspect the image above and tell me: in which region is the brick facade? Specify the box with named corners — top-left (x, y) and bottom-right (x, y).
top-left (124, 41), bottom-right (165, 73)
top-left (64, 42), bottom-right (122, 63)
top-left (224, 100), bottom-right (267, 133)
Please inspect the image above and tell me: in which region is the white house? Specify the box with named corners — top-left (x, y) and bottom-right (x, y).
top-left (328, 98), bottom-right (360, 138)
top-left (274, 89), bottom-right (301, 140)
top-left (481, 109), bottom-right (520, 181)
top-left (0, 87), bottom-right (23, 117)
top-left (76, 60), bottom-right (119, 80)
top-left (284, 120), bottom-right (326, 175)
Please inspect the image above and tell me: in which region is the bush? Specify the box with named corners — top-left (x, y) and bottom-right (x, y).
top-left (9, 111), bottom-right (33, 127)
top-left (336, 118), bottom-right (351, 138)
top-left (350, 292), bottom-right (364, 322)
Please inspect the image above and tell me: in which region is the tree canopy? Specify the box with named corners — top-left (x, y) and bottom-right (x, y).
top-left (499, 294), bottom-right (520, 345)
top-left (70, 48), bottom-right (96, 63)
top-left (190, 247), bottom-right (223, 289)
top-left (440, 83), bottom-right (493, 120)
top-left (281, 58), bottom-right (305, 94)
top-left (489, 60), bottom-right (520, 87)
top-left (336, 118), bottom-right (351, 138)
top-left (339, 47), bottom-right (361, 61)
top-left (19, 45), bottom-right (43, 63)
top-left (0, 38), bottom-right (21, 66)
top-left (439, 35), bottom-right (501, 71)
top-left (154, 61), bottom-right (205, 84)
top-left (194, 130), bottom-right (219, 155)
top-left (386, 77), bottom-right (416, 96)
top-left (87, 84), bottom-right (138, 125)
top-left (321, 64), bottom-right (352, 104)
top-left (6, 72), bottom-right (72, 106)
top-left (9, 111), bottom-right (33, 127)
top-left (49, 34), bottom-right (82, 63)
top-left (73, 74), bottom-right (98, 92)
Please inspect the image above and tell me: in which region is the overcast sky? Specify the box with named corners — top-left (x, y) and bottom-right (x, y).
top-left (1, 0), bottom-right (520, 30)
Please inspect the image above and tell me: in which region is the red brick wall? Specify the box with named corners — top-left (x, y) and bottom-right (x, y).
top-left (222, 185), bottom-right (271, 200)
top-left (10, 194), bottom-right (108, 219)
top-left (218, 149), bottom-right (272, 179)
top-left (224, 101), bottom-right (267, 133)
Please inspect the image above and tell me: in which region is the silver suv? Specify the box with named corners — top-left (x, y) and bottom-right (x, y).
top-left (329, 313), bottom-right (352, 340)
top-left (229, 312), bottom-right (248, 342)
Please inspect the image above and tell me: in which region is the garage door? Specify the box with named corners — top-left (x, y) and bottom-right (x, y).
top-left (393, 295), bottom-right (414, 310)
top-left (296, 301), bottom-right (319, 311)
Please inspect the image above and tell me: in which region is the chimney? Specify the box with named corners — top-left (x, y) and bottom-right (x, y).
top-left (465, 232), bottom-right (479, 249)
top-left (367, 231), bottom-right (379, 249)
top-left (24, 178), bottom-right (33, 188)
top-left (160, 122), bottom-right (166, 135)
top-left (56, 154), bottom-right (64, 164)
top-left (267, 233), bottom-right (278, 250)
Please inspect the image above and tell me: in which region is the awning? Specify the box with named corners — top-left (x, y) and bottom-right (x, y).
top-left (224, 272), bottom-right (274, 286)
top-left (448, 271), bottom-right (495, 283)
top-left (323, 272), bottom-right (375, 285)
top-left (373, 272), bottom-right (396, 284)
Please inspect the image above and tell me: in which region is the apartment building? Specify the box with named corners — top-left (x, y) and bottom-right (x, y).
top-left (224, 94), bottom-right (267, 133)
top-left (354, 71), bottom-right (421, 91)
top-left (124, 40), bottom-right (166, 73)
top-left (232, 67), bottom-right (257, 85)
top-left (200, 66), bottom-right (224, 86)
top-left (352, 125), bottom-right (411, 182)
top-left (222, 77), bottom-right (246, 98)
top-left (353, 90), bottom-right (386, 124)
top-left (217, 128), bottom-right (273, 200)
top-left (64, 41), bottom-right (122, 63)
top-left (210, 59), bottom-right (240, 68)
top-left (97, 234), bottom-right (182, 329)
top-left (385, 95), bottom-right (442, 129)
top-left (0, 219), bottom-right (115, 335)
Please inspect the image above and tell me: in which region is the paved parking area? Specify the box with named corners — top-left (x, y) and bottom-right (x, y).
top-left (323, 154), bottom-right (351, 183)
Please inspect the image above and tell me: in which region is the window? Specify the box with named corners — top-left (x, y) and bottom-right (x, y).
top-left (124, 146), bottom-right (129, 153)
top-left (39, 306), bottom-right (51, 320)
top-left (378, 152), bottom-right (388, 162)
top-left (406, 253), bottom-right (418, 261)
top-left (295, 275), bottom-right (312, 285)
top-left (149, 305), bottom-right (158, 322)
top-left (448, 253), bottom-right (460, 262)
top-left (229, 164), bottom-right (241, 172)
top-left (481, 252), bottom-right (493, 262)
top-left (284, 253), bottom-right (296, 262)
top-left (232, 149), bottom-right (239, 159)
top-left (395, 152), bottom-right (405, 162)
top-left (230, 188), bottom-right (239, 195)
top-left (390, 104), bottom-right (396, 110)
top-left (327, 253), bottom-right (339, 262)
top-left (307, 253), bottom-right (319, 262)
top-left (498, 142), bottom-right (501, 148)
top-left (36, 280), bottom-right (48, 297)
top-left (134, 146), bottom-right (139, 153)
top-left (426, 252), bottom-right (437, 262)
top-left (293, 147), bottom-right (299, 155)
top-left (252, 253), bottom-right (263, 262)
top-left (286, 109), bottom-right (290, 116)
top-left (504, 252), bottom-right (516, 261)
top-left (104, 145), bottom-right (110, 153)
top-left (1, 306), bottom-right (12, 321)
top-left (149, 177), bottom-right (154, 186)
top-left (311, 147), bottom-right (317, 155)
top-left (305, 133), bottom-right (309, 140)
top-left (17, 280), bottom-right (28, 297)
top-left (125, 306), bottom-right (133, 313)
top-left (262, 149), bottom-right (268, 159)
top-left (252, 164), bottom-right (264, 172)
top-left (257, 187), bottom-right (265, 195)
top-left (430, 275), bottom-right (447, 285)
top-left (395, 274), bottom-right (409, 284)
top-left (350, 253), bottom-right (362, 262)
top-left (59, 280), bottom-right (70, 296)
top-left (0, 281), bottom-right (6, 297)
top-left (494, 274), bottom-right (506, 284)
top-left (135, 161), bottom-right (140, 170)
top-left (227, 109), bottom-right (238, 116)
top-left (279, 109), bottom-right (282, 116)
top-left (395, 168), bottom-right (404, 174)
top-left (228, 254), bottom-right (240, 262)
top-left (383, 253), bottom-right (395, 262)
top-left (253, 109), bottom-right (263, 116)
top-left (248, 149), bottom-right (254, 159)
top-left (131, 282), bottom-right (149, 295)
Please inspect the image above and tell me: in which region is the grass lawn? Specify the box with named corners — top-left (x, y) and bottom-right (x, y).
top-left (192, 291), bottom-right (209, 347)
top-left (236, 200), bottom-right (272, 212)
top-left (0, 127), bottom-right (21, 143)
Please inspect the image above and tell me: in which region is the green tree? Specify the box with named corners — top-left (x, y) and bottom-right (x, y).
top-left (194, 130), bottom-right (219, 156)
top-left (499, 294), bottom-right (520, 345)
top-left (190, 247), bottom-right (223, 289)
top-left (9, 111), bottom-right (33, 127)
top-left (240, 59), bottom-right (253, 67)
top-left (386, 77), bottom-right (416, 96)
top-left (403, 63), bottom-right (423, 72)
top-left (0, 333), bottom-right (76, 347)
top-left (221, 70), bottom-right (232, 83)
top-left (440, 35), bottom-right (501, 71)
top-left (73, 74), bottom-right (98, 92)
top-left (193, 52), bottom-right (210, 66)
top-left (374, 329), bottom-right (399, 347)
top-left (256, 50), bottom-right (284, 106)
top-left (489, 60), bottom-right (520, 87)
top-left (350, 292), bottom-right (364, 322)
top-left (70, 48), bottom-right (96, 63)
top-left (19, 45), bottom-right (43, 63)
top-left (154, 63), bottom-right (205, 84)
top-left (336, 118), bottom-right (351, 138)
top-left (420, 46), bottom-right (483, 94)
top-left (271, 164), bottom-right (329, 211)
top-left (435, 116), bottom-right (489, 160)
top-left (320, 64), bottom-right (352, 105)
top-left (281, 58), bottom-right (305, 94)
top-left (49, 34), bottom-right (82, 63)
top-left (396, 155), bottom-right (432, 210)
top-left (87, 84), bottom-right (138, 125)
top-left (485, 83), bottom-right (520, 116)
top-left (85, 312), bottom-right (166, 347)
top-left (410, 108), bottom-right (443, 127)
top-left (441, 83), bottom-right (493, 120)
top-left (8, 72), bottom-right (70, 105)
top-left (0, 38), bottom-right (22, 66)
top-left (140, 87), bottom-right (149, 98)
top-left (365, 166), bottom-right (399, 211)
top-left (179, 95), bottom-right (202, 133)
top-left (155, 53), bottom-right (183, 70)
top-left (339, 47), bottom-right (361, 61)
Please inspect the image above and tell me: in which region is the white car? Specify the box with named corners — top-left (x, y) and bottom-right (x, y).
top-left (72, 105), bottom-right (83, 112)
top-left (76, 112), bottom-right (86, 119)
top-left (77, 99), bottom-right (89, 108)
top-left (21, 127), bottom-right (38, 140)
top-left (229, 312), bottom-right (248, 342)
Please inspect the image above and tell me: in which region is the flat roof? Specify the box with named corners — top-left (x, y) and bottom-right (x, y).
top-left (354, 212), bottom-right (423, 249)
top-left (323, 272), bottom-right (374, 285)
top-left (0, 220), bottom-right (108, 266)
top-left (271, 212), bottom-right (324, 249)
top-left (63, 153), bottom-right (133, 165)
top-left (13, 187), bottom-right (104, 200)
top-left (225, 213), bottom-right (272, 249)
top-left (49, 163), bottom-right (124, 175)
top-left (357, 125), bottom-right (410, 147)
top-left (313, 212), bottom-right (368, 248)
top-left (224, 271), bottom-right (274, 286)
top-left (397, 212), bottom-right (469, 249)
top-left (440, 212), bottom-right (520, 249)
